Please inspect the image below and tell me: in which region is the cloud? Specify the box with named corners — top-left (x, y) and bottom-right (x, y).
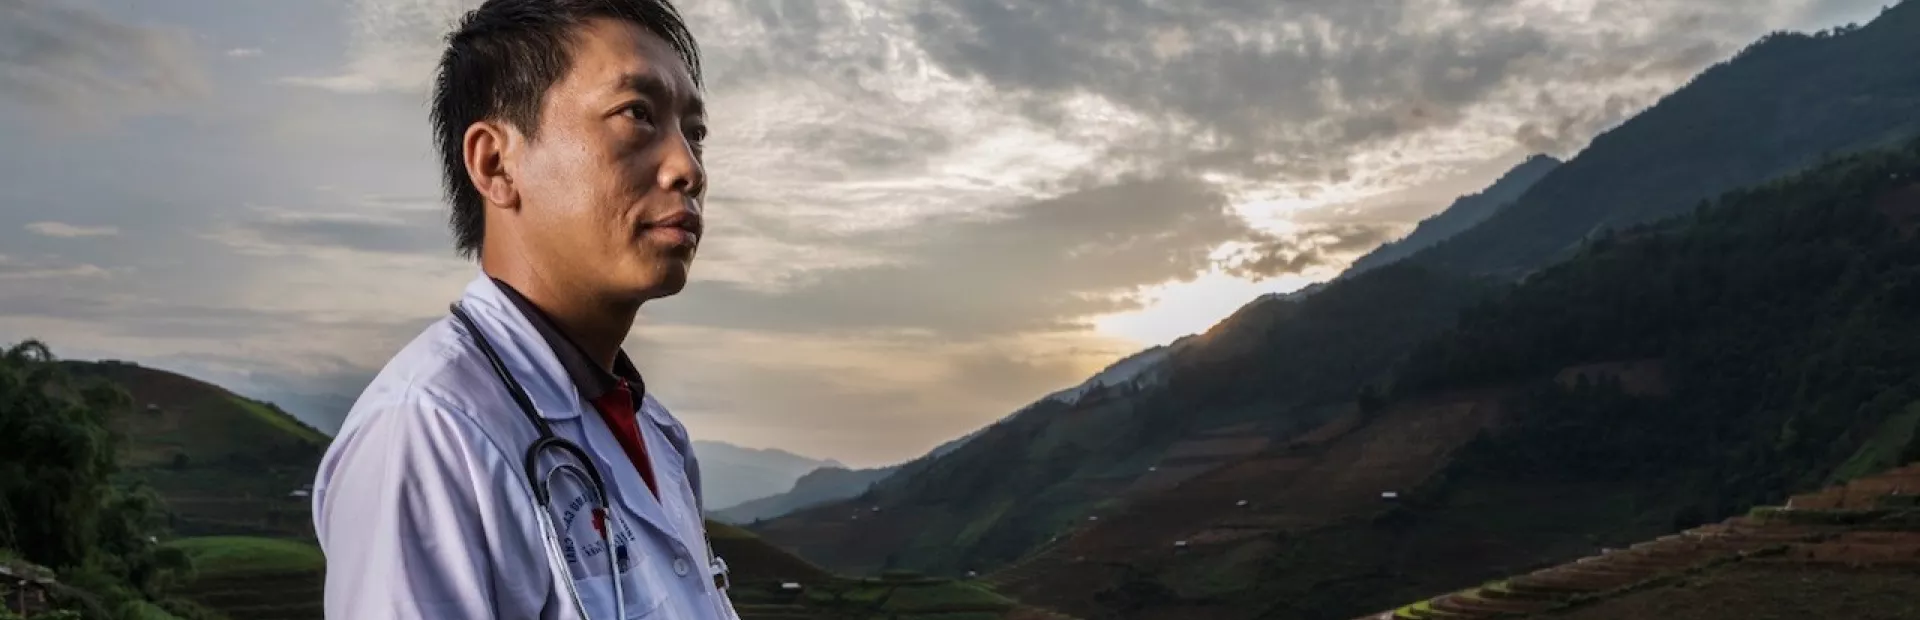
top-left (203, 204), bottom-right (452, 257)
top-left (0, 287), bottom-right (429, 340)
top-left (0, 254), bottom-right (108, 280)
top-left (289, 0), bottom-right (1865, 222)
top-left (279, 0), bottom-right (466, 93)
top-left (224, 47), bottom-right (264, 58)
top-left (651, 175), bottom-right (1253, 337)
top-left (907, 0), bottom-right (1832, 181)
top-left (0, 0), bottom-right (208, 123)
top-left (1221, 223), bottom-right (1404, 281)
top-left (26, 221), bottom-right (119, 238)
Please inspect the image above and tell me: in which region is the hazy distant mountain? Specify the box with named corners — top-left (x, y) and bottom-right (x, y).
top-left (1343, 154), bottom-right (1562, 276)
top-left (692, 440), bottom-right (842, 511)
top-left (713, 342), bottom-right (1202, 523)
top-left (713, 464), bottom-right (897, 524)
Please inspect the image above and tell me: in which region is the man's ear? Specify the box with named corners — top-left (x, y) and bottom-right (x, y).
top-left (463, 120), bottom-right (519, 209)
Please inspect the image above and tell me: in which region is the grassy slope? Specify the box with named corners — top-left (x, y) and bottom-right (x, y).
top-left (56, 360), bottom-right (334, 619)
top-left (64, 360), bottom-right (329, 539)
top-left (167, 537), bottom-right (324, 578)
top-left (167, 536), bottom-right (324, 620)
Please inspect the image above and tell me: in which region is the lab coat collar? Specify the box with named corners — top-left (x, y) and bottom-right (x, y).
top-left (456, 274), bottom-right (585, 421)
top-left (458, 273), bottom-right (698, 552)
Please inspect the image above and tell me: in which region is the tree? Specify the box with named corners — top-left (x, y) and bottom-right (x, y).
top-left (0, 340), bottom-right (122, 569)
top-left (0, 341), bottom-right (198, 619)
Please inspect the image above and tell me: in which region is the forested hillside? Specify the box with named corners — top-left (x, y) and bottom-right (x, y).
top-left (1395, 137), bottom-right (1920, 523)
top-left (1415, 0), bottom-right (1920, 277)
top-left (64, 361), bottom-right (327, 539)
top-left (1048, 137), bottom-right (1920, 620)
top-left (753, 262), bottom-right (1492, 574)
top-left (1, 343), bottom-right (224, 620)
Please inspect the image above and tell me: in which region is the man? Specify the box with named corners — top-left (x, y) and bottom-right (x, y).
top-left (311, 1), bottom-right (738, 618)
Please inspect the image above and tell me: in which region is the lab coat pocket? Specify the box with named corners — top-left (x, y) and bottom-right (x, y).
top-left (572, 567), bottom-right (665, 619)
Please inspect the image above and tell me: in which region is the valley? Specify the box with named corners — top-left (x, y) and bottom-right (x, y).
top-left (5, 3), bottom-right (1920, 620)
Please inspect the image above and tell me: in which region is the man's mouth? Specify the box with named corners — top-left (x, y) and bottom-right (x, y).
top-left (641, 212), bottom-right (702, 248)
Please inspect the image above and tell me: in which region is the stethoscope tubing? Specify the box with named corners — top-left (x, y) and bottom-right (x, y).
top-left (450, 302), bottom-right (629, 620)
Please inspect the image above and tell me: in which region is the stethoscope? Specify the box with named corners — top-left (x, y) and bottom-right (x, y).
top-left (450, 302), bottom-right (629, 619)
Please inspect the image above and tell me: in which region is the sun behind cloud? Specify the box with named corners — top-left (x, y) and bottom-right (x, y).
top-left (1091, 268), bottom-right (1323, 349)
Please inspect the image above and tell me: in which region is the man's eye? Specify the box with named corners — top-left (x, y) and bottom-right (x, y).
top-left (622, 105), bottom-right (653, 124)
top-left (686, 126), bottom-right (708, 144)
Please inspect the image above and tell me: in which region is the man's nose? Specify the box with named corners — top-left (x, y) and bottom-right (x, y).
top-left (656, 130), bottom-right (705, 199)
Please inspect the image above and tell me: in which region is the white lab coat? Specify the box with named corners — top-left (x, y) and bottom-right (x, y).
top-left (313, 275), bottom-right (742, 620)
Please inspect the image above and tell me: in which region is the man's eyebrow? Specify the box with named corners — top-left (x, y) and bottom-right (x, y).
top-left (616, 71), bottom-right (705, 118)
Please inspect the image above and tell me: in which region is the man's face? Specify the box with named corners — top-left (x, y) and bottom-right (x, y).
top-left (510, 17), bottom-right (707, 303)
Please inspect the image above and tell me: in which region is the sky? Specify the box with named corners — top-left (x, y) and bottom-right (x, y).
top-left (0, 0), bottom-right (1892, 468)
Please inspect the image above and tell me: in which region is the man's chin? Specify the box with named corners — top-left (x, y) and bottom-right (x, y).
top-left (623, 263), bottom-right (691, 302)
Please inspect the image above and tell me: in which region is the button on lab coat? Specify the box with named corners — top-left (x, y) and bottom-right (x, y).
top-left (312, 275), bottom-right (742, 620)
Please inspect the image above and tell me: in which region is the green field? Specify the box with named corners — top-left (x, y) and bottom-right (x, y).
top-left (167, 537), bottom-right (324, 578)
top-left (168, 536), bottom-right (325, 620)
top-left (730, 575), bottom-right (1026, 620)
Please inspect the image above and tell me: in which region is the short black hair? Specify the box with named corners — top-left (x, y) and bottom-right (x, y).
top-left (430, 0), bottom-right (702, 259)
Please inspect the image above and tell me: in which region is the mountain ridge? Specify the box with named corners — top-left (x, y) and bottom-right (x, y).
top-left (996, 136), bottom-right (1920, 620)
top-left (713, 337), bottom-right (1201, 522)
top-left (1344, 153), bottom-right (1562, 276)
top-left (1412, 2), bottom-right (1920, 278)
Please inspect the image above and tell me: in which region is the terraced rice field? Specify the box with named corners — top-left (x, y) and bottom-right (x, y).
top-left (1358, 462), bottom-right (1920, 619)
top-left (986, 392), bottom-right (1505, 619)
top-left (179, 569), bottom-right (323, 620)
top-left (728, 575), bottom-right (1069, 620)
top-left (169, 536), bottom-right (325, 620)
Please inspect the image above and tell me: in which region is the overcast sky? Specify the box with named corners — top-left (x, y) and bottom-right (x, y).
top-left (0, 0), bottom-right (1888, 467)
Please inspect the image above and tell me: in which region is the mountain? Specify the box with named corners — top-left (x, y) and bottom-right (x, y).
top-left (1343, 154), bottom-right (1562, 276)
top-left (986, 138), bottom-right (1920, 620)
top-left (3, 347), bottom-right (336, 619)
top-left (695, 440), bottom-right (843, 512)
top-left (748, 2), bottom-right (1920, 606)
top-left (1414, 4), bottom-right (1920, 279)
top-left (63, 359), bottom-right (331, 539)
top-left (717, 342), bottom-right (1207, 524)
top-left (1040, 338), bottom-right (1191, 406)
top-left (750, 262), bottom-right (1493, 575)
top-left (715, 465), bottom-right (898, 524)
